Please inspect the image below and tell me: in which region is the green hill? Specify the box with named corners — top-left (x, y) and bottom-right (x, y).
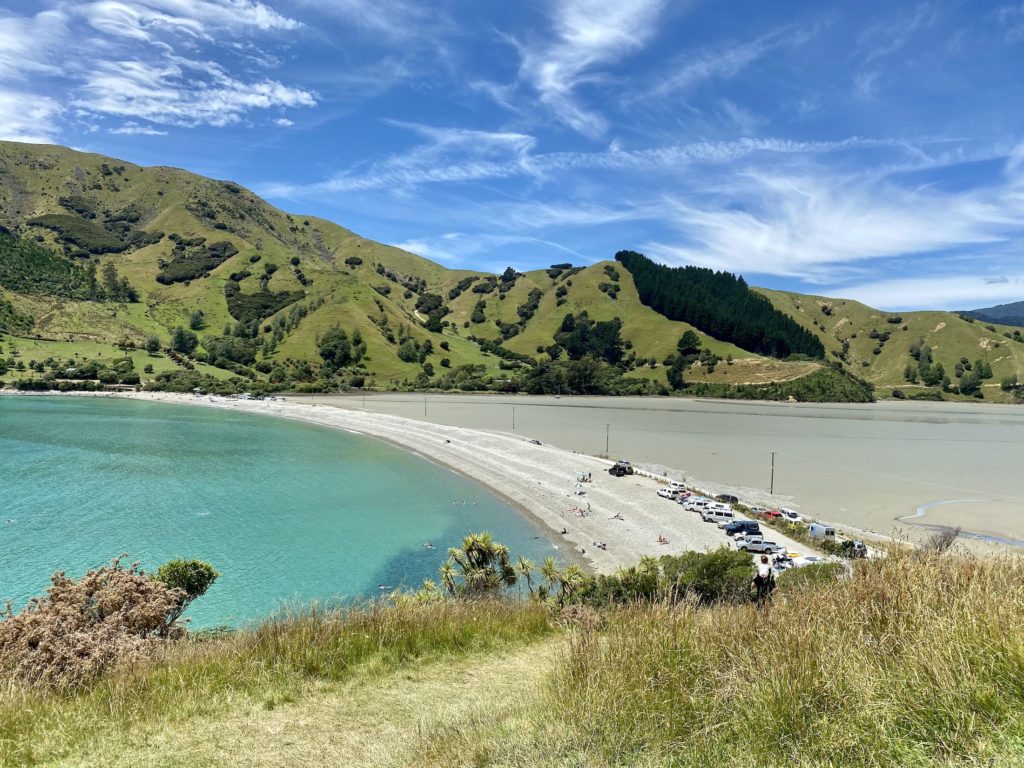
top-left (963, 300), bottom-right (1024, 327)
top-left (0, 141), bottom-right (1021, 402)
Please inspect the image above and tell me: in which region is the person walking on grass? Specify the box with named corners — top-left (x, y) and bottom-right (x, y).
top-left (752, 554), bottom-right (776, 605)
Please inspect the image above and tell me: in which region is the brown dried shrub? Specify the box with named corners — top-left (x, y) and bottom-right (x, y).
top-left (0, 556), bottom-right (185, 689)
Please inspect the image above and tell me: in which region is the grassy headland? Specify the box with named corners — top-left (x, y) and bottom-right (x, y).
top-left (3, 551), bottom-right (1024, 767)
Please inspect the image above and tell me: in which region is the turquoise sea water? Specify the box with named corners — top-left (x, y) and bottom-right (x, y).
top-left (0, 397), bottom-right (561, 626)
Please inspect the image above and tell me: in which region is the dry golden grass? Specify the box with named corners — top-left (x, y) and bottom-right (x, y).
top-left (0, 599), bottom-right (553, 766)
top-left (6, 553), bottom-right (1024, 767)
top-left (420, 552), bottom-right (1024, 767)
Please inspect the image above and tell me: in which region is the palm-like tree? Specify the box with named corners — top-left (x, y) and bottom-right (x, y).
top-left (559, 565), bottom-right (586, 606)
top-left (439, 560), bottom-right (457, 596)
top-left (443, 532), bottom-right (518, 596)
top-left (540, 556), bottom-right (560, 594)
top-left (517, 556), bottom-right (536, 597)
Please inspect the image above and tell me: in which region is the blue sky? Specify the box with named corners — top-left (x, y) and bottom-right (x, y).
top-left (2, 0), bottom-right (1023, 310)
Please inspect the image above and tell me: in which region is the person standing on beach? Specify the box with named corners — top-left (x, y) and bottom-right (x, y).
top-left (752, 555), bottom-right (775, 605)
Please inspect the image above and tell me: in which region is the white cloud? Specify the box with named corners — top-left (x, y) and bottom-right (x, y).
top-left (109, 120), bottom-right (168, 135)
top-left (79, 0), bottom-right (301, 42)
top-left (274, 117), bottom-right (294, 126)
top-left (392, 232), bottom-right (586, 266)
top-left (75, 58), bottom-right (316, 127)
top-left (0, 89), bottom-right (62, 143)
top-left (264, 129), bottom-right (916, 196)
top-left (266, 121), bottom-right (537, 195)
top-left (838, 274), bottom-right (1024, 311)
top-left (0, 1), bottom-right (311, 141)
top-left (511, 0), bottom-right (669, 136)
top-left (644, 151), bottom-right (1024, 282)
top-left (643, 24), bottom-right (813, 102)
top-left (0, 9), bottom-right (67, 81)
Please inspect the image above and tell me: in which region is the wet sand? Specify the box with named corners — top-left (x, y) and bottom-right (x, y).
top-left (296, 393), bottom-right (1024, 548)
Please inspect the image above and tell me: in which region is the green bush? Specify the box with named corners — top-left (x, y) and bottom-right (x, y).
top-left (155, 559), bottom-right (219, 626)
top-left (29, 214), bottom-right (127, 254)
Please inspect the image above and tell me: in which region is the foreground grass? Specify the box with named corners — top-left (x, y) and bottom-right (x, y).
top-left (6, 553), bottom-right (1024, 767)
top-left (422, 553), bottom-right (1024, 767)
top-left (0, 599), bottom-right (553, 766)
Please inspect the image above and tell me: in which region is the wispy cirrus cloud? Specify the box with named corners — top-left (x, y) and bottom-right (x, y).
top-left (640, 23), bottom-right (818, 103)
top-left (837, 273), bottom-right (1024, 311)
top-left (80, 0), bottom-right (301, 41)
top-left (476, 0), bottom-right (670, 137)
top-left (0, 89), bottom-right (63, 143)
top-left (645, 147), bottom-right (1024, 286)
top-left (0, 0), bottom-right (312, 142)
top-left (109, 120), bottom-right (168, 135)
top-left (263, 125), bottom-right (927, 196)
top-left (77, 58), bottom-right (315, 127)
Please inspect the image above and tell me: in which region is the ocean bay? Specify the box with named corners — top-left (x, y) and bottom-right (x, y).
top-left (0, 396), bottom-right (560, 626)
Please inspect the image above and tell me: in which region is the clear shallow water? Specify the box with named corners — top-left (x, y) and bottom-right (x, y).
top-left (0, 397), bottom-right (561, 626)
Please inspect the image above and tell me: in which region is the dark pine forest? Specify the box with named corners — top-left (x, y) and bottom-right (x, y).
top-left (615, 250), bottom-right (825, 360)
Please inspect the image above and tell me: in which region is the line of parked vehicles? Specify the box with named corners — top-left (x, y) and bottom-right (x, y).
top-left (654, 483), bottom-right (863, 568)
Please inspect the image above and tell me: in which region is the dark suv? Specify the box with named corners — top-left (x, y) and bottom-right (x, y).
top-left (723, 520), bottom-right (760, 537)
top-left (715, 494), bottom-right (739, 504)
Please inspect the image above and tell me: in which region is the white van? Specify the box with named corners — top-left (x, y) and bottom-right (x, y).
top-left (702, 508), bottom-right (735, 524)
top-left (686, 498), bottom-right (712, 512)
top-left (669, 480), bottom-right (687, 492)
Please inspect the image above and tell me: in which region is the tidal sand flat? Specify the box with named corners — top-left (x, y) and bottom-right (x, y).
top-left (301, 394), bottom-right (1024, 546)
top-left (0, 396), bottom-right (561, 626)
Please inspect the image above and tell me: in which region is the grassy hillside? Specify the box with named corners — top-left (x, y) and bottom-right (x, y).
top-left (1, 141), bottom-right (1021, 401)
top-left (759, 288), bottom-right (1024, 402)
top-left (4, 551), bottom-right (1024, 767)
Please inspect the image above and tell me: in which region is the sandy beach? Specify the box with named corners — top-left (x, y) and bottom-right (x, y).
top-left (90, 391), bottom-right (814, 573)
top-left (281, 393), bottom-right (1024, 550)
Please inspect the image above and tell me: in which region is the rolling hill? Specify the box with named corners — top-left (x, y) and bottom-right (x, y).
top-left (963, 300), bottom-right (1024, 328)
top-left (0, 141), bottom-right (1021, 402)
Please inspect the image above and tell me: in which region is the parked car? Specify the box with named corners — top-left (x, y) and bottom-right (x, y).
top-left (528, 438), bottom-right (542, 445)
top-left (702, 508), bottom-right (735, 524)
top-left (715, 494), bottom-right (739, 504)
top-left (657, 488), bottom-right (678, 499)
top-left (723, 520), bottom-right (761, 537)
top-left (762, 509), bottom-right (783, 520)
top-left (779, 508), bottom-right (803, 523)
top-left (737, 538), bottom-right (782, 554)
top-left (608, 461), bottom-right (634, 477)
top-left (734, 532), bottom-right (764, 543)
top-left (669, 480), bottom-right (687, 492)
top-left (747, 505), bottom-right (768, 515)
top-left (808, 523), bottom-right (836, 539)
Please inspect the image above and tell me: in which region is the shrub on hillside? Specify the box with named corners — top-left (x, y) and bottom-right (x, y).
top-left (0, 557), bottom-right (200, 689)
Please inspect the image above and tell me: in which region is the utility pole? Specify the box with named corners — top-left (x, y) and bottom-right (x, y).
top-left (512, 405), bottom-right (516, 432)
top-left (424, 397), bottom-right (427, 417)
top-left (605, 423), bottom-right (610, 455)
top-left (770, 451), bottom-right (776, 494)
